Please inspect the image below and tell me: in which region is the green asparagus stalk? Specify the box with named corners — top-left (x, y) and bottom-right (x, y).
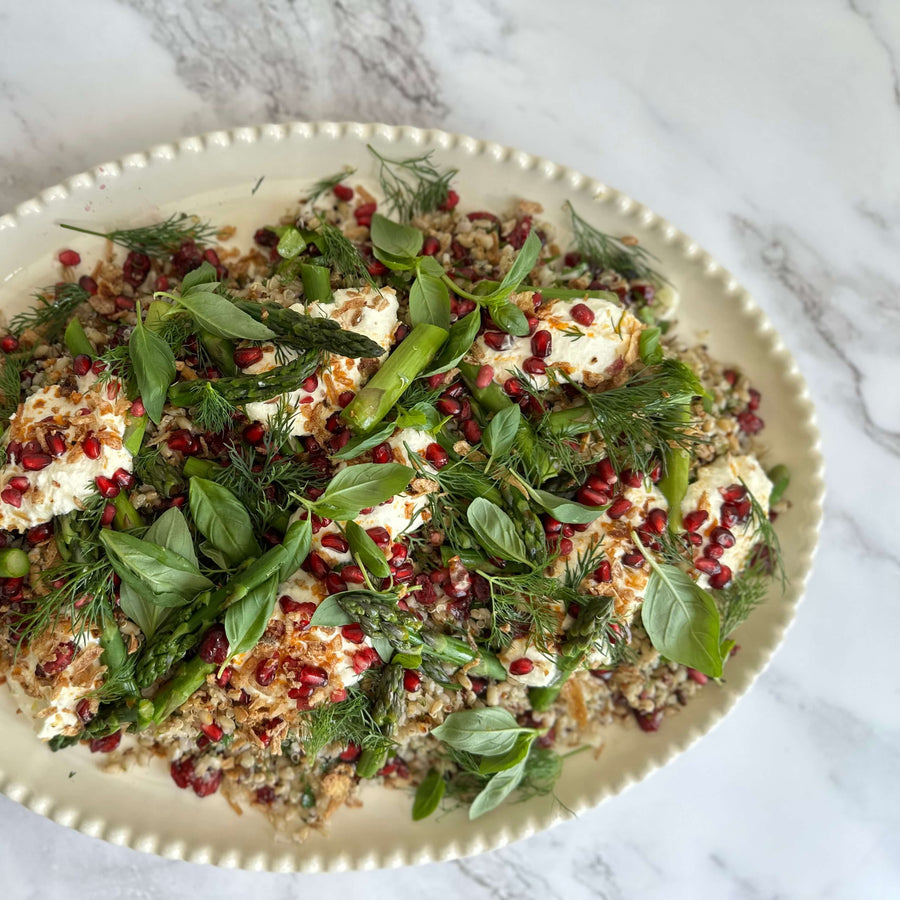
top-left (198, 330), bottom-right (237, 376)
top-left (342, 323), bottom-right (448, 433)
top-left (0, 548), bottom-right (29, 578)
top-left (149, 656), bottom-right (216, 725)
top-left (299, 263), bottom-right (333, 304)
top-left (233, 300), bottom-right (384, 358)
top-left (182, 457), bottom-right (222, 479)
top-left (528, 595), bottom-right (613, 711)
top-left (112, 491), bottom-right (143, 531)
top-left (64, 317), bottom-right (93, 357)
top-left (356, 664), bottom-right (406, 779)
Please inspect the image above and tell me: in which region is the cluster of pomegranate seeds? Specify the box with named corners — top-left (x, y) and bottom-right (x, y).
top-left (170, 756), bottom-right (223, 797)
top-left (198, 624), bottom-right (230, 665)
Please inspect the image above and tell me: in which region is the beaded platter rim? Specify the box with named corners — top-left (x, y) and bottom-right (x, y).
top-left (0, 122), bottom-right (825, 872)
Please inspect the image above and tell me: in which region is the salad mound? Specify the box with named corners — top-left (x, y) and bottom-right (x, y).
top-left (0, 148), bottom-right (788, 837)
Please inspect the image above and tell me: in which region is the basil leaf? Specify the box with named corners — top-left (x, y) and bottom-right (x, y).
top-left (422, 310), bottom-right (481, 376)
top-left (394, 402), bottom-right (446, 432)
top-left (308, 593), bottom-right (354, 627)
top-left (483, 405), bottom-right (521, 457)
top-left (409, 270), bottom-right (451, 330)
top-left (431, 708), bottom-right (531, 756)
top-left (371, 247), bottom-right (419, 272)
top-left (224, 574), bottom-right (279, 659)
top-left (640, 553), bottom-right (725, 678)
top-left (488, 301), bottom-right (530, 337)
top-left (345, 520), bottom-right (391, 578)
top-left (176, 290), bottom-right (275, 341)
top-left (329, 422), bottom-right (396, 461)
top-left (478, 731), bottom-right (536, 775)
top-left (767, 464), bottom-right (790, 504)
top-left (469, 758), bottom-right (528, 819)
top-left (189, 477), bottom-right (259, 568)
top-left (466, 497), bottom-right (529, 564)
top-left (199, 541), bottom-right (231, 571)
top-left (312, 462), bottom-right (413, 520)
top-left (145, 507), bottom-right (197, 567)
top-left (129, 314), bottom-right (177, 425)
top-left (275, 225), bottom-right (307, 260)
top-left (412, 769), bottom-right (446, 821)
top-left (278, 516), bottom-right (312, 581)
top-left (372, 635), bottom-right (393, 661)
top-left (99, 531), bottom-right (212, 601)
top-left (478, 231), bottom-right (541, 305)
top-left (370, 214), bottom-right (424, 259)
top-left (527, 487), bottom-right (604, 524)
top-left (639, 326), bottom-right (664, 364)
top-left (416, 255), bottom-right (445, 278)
top-left (179, 261), bottom-right (218, 294)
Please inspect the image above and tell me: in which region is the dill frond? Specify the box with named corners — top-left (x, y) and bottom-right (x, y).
top-left (717, 561), bottom-right (772, 636)
top-left (191, 382), bottom-right (237, 434)
top-left (565, 201), bottom-right (669, 285)
top-left (0, 353), bottom-right (26, 422)
top-left (296, 687), bottom-right (391, 759)
top-left (11, 283), bottom-right (90, 340)
top-left (741, 479), bottom-right (786, 587)
top-left (61, 213), bottom-right (217, 258)
top-left (368, 145), bottom-right (457, 222)
top-left (310, 222), bottom-right (371, 284)
top-left (306, 168), bottom-right (356, 203)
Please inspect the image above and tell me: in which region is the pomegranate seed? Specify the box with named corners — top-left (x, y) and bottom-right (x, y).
top-left (706, 544), bottom-right (724, 559)
top-left (297, 665), bottom-right (328, 687)
top-left (340, 743), bottom-right (361, 762)
top-left (475, 364), bottom-right (494, 389)
top-left (509, 658), bottom-right (534, 676)
top-left (73, 354), bottom-right (92, 377)
top-left (389, 543), bottom-right (408, 564)
top-left (711, 526), bottom-right (736, 547)
top-left (577, 486), bottom-right (609, 507)
top-left (687, 668), bottom-right (709, 685)
top-left (503, 378), bottom-right (524, 397)
top-left (1, 487), bottom-right (22, 508)
top-left (709, 565), bottom-right (733, 589)
top-left (128, 398), bottom-right (146, 419)
top-left (526, 316), bottom-right (539, 335)
top-left (522, 356), bottom-right (547, 376)
top-left (75, 699), bottom-right (94, 723)
top-left (483, 331), bottom-right (512, 351)
top-left (720, 503), bottom-right (739, 528)
top-left (462, 419), bottom-right (482, 443)
top-left (307, 552), bottom-right (329, 580)
top-left (331, 689), bottom-right (348, 703)
top-left (243, 423), bottom-right (265, 444)
top-left (90, 359), bottom-right (107, 376)
top-left (47, 433), bottom-right (67, 457)
top-left (568, 303), bottom-right (596, 327)
top-left (321, 533), bottom-right (350, 553)
top-left (622, 552), bottom-right (645, 568)
top-left (607, 497), bottom-right (633, 519)
top-left (403, 670), bottom-right (421, 692)
top-left (367, 259), bottom-right (387, 276)
top-left (341, 623), bottom-right (366, 644)
top-left (683, 510), bottom-right (709, 533)
top-left (325, 572), bottom-right (346, 594)
top-left (341, 565), bottom-right (366, 585)
top-left (467, 211), bottom-right (500, 224)
top-left (366, 526), bottom-right (390, 547)
top-left (9, 476), bottom-right (29, 492)
top-left (685, 532), bottom-right (703, 547)
top-left (393, 563), bottom-right (415, 583)
top-left (216, 666), bottom-right (233, 688)
top-left (720, 484), bottom-right (747, 503)
top-left (748, 388), bottom-right (761, 411)
top-left (352, 646), bottom-right (379, 674)
top-left (531, 330), bottom-right (552, 358)
top-left (191, 768), bottom-right (223, 798)
top-left (594, 459), bottom-right (616, 485)
top-left (333, 183), bottom-right (354, 202)
top-left (89, 731), bottom-right (122, 753)
top-left (355, 201), bottom-right (377, 219)
top-left (371, 442), bottom-right (393, 464)
top-left (198, 624), bottom-right (230, 665)
top-left (58, 249), bottom-right (81, 267)
top-left (440, 190), bottom-right (460, 211)
top-left (422, 236), bottom-right (441, 256)
top-left (99, 503), bottom-right (116, 526)
top-left (695, 557), bottom-right (722, 576)
top-left (593, 560), bottom-right (612, 583)
top-left (255, 657), bottom-right (278, 686)
top-left (234, 347), bottom-right (264, 369)
top-left (170, 757), bottom-right (195, 788)
top-left (436, 397), bottom-right (462, 416)
top-left (620, 469), bottom-right (643, 488)
top-left (21, 452), bottom-right (52, 472)
top-left (26, 523), bottom-right (53, 545)
top-left (76, 275), bottom-right (98, 295)
top-left (254, 228), bottom-right (278, 247)
top-left (635, 710), bottom-right (663, 732)
top-left (735, 499), bottom-right (752, 522)
top-left (337, 390), bottom-right (355, 408)
top-left (201, 722), bottom-right (224, 743)
top-left (94, 475), bottom-right (119, 498)
top-left (0, 335), bottom-right (19, 353)
top-left (558, 537), bottom-right (574, 555)
top-left (166, 430), bottom-right (196, 453)
top-left (646, 508), bottom-right (668, 533)
top-left (425, 442), bottom-right (449, 469)
top-left (737, 411), bottom-right (764, 434)
top-left (154, 275), bottom-right (170, 291)
top-left (112, 467), bottom-right (135, 488)
top-left (562, 524), bottom-right (575, 537)
top-left (114, 295), bottom-right (136, 311)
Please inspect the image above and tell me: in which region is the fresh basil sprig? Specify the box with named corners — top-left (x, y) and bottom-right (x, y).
top-left (469, 757), bottom-right (530, 819)
top-left (307, 462), bottom-right (414, 520)
top-left (129, 305), bottom-right (177, 424)
top-left (633, 532), bottom-right (725, 677)
top-left (370, 214), bottom-right (424, 270)
top-left (409, 260), bottom-right (451, 330)
top-left (466, 497), bottom-right (529, 564)
top-left (412, 769), bottom-right (446, 821)
top-left (117, 507), bottom-right (195, 638)
top-left (345, 520), bottom-right (391, 579)
top-left (329, 422), bottom-right (396, 461)
top-left (422, 309), bottom-right (481, 376)
top-left (224, 574), bottom-right (280, 660)
top-left (431, 708), bottom-right (534, 756)
top-left (189, 477), bottom-right (260, 568)
top-left (482, 405), bottom-right (521, 459)
top-left (525, 486), bottom-right (605, 525)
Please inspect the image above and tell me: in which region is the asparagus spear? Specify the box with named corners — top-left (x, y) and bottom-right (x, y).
top-left (342, 323), bottom-right (448, 433)
top-left (198, 330), bottom-right (237, 376)
top-left (0, 548), bottom-right (29, 579)
top-left (233, 300), bottom-right (383, 358)
top-left (356, 663), bottom-right (405, 779)
top-left (528, 595), bottom-right (613, 711)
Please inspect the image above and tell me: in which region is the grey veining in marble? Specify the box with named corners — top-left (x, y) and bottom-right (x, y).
top-left (1, 0), bottom-right (899, 898)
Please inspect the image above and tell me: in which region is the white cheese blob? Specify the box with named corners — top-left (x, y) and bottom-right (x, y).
top-left (0, 382), bottom-right (132, 531)
top-left (243, 285), bottom-right (399, 436)
top-left (470, 294), bottom-right (643, 391)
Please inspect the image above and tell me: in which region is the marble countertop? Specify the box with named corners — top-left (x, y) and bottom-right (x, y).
top-left (0, 1), bottom-right (897, 897)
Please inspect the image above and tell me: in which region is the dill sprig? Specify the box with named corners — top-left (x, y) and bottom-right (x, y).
top-left (310, 221), bottom-right (371, 284)
top-left (484, 568), bottom-right (571, 650)
top-left (717, 560), bottom-right (771, 636)
top-left (11, 283), bottom-right (90, 340)
top-left (296, 686), bottom-right (391, 759)
top-left (191, 382), bottom-right (237, 434)
top-left (60, 213), bottom-right (217, 258)
top-left (0, 353), bottom-right (26, 422)
top-left (368, 145), bottom-right (457, 222)
top-left (562, 539), bottom-right (608, 591)
top-left (551, 360), bottom-right (706, 474)
top-left (565, 201), bottom-right (669, 285)
top-left (741, 479), bottom-right (786, 587)
top-left (306, 168), bottom-right (355, 203)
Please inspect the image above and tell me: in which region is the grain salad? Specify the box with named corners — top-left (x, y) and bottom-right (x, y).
top-left (0, 147), bottom-right (790, 839)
